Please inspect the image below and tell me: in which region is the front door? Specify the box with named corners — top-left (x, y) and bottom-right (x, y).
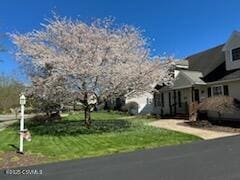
top-left (194, 89), bottom-right (200, 102)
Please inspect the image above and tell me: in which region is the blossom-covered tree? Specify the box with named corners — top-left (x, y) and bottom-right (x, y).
top-left (11, 15), bottom-right (173, 127)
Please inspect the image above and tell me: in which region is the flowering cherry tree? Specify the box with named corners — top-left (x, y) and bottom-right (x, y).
top-left (11, 15), bottom-right (173, 127)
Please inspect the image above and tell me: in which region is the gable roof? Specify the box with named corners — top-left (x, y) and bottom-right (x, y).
top-left (165, 70), bottom-right (206, 90)
top-left (180, 70), bottom-right (206, 85)
top-left (174, 60), bottom-right (189, 70)
top-left (222, 31), bottom-right (240, 51)
top-left (186, 44), bottom-right (225, 77)
top-left (175, 60), bottom-right (189, 66)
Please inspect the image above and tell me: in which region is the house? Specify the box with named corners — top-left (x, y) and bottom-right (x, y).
top-left (125, 90), bottom-right (153, 115)
top-left (153, 31), bottom-right (240, 120)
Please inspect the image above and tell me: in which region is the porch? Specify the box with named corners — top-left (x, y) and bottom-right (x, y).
top-left (153, 69), bottom-right (207, 119)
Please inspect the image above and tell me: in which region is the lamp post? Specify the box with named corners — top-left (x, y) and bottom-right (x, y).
top-left (19, 94), bottom-right (26, 154)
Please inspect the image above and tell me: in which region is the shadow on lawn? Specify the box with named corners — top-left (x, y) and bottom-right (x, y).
top-left (10, 119), bottom-right (132, 136)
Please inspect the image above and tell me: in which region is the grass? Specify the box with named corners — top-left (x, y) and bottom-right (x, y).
top-left (0, 111), bottom-right (201, 164)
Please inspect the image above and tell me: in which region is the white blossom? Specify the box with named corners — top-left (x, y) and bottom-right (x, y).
top-left (11, 15), bottom-right (173, 110)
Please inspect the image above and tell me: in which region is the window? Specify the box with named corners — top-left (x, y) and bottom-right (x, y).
top-left (232, 47), bottom-right (240, 61)
top-left (146, 98), bottom-right (152, 104)
top-left (212, 86), bottom-right (223, 96)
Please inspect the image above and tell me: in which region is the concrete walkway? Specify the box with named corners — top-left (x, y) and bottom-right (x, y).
top-left (149, 119), bottom-right (239, 140)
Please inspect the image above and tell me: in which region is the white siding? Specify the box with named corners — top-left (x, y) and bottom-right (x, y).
top-left (224, 34), bottom-right (240, 71)
top-left (125, 92), bottom-right (153, 115)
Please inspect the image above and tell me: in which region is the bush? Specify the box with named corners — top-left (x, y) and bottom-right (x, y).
top-left (29, 114), bottom-right (61, 124)
top-left (121, 102), bottom-right (139, 115)
top-left (24, 107), bottom-right (39, 114)
top-left (198, 95), bottom-right (240, 120)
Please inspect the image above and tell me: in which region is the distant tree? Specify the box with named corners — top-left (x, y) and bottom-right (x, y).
top-left (11, 15), bottom-right (173, 127)
top-left (198, 95), bottom-right (240, 120)
top-left (0, 74), bottom-right (24, 115)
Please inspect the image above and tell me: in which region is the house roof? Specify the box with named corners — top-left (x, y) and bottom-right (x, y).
top-left (186, 44), bottom-right (225, 77)
top-left (174, 60), bottom-right (189, 70)
top-left (156, 31), bottom-right (240, 92)
top-left (203, 62), bottom-right (240, 82)
top-left (185, 41), bottom-right (240, 83)
top-left (180, 70), bottom-right (206, 85)
top-left (175, 60), bottom-right (189, 66)
top-left (161, 70), bottom-right (206, 90)
top-left (222, 31), bottom-right (240, 51)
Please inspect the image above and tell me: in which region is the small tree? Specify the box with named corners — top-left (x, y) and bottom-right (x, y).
top-left (11, 15), bottom-right (173, 127)
top-left (198, 95), bottom-right (240, 120)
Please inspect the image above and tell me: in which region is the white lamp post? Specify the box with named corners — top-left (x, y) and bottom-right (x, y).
top-left (19, 94), bottom-right (26, 154)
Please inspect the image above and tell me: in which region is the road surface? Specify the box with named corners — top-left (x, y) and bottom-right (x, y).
top-left (0, 114), bottom-right (35, 122)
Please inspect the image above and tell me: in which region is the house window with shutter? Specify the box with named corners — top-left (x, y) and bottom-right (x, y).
top-left (211, 85), bottom-right (223, 96)
top-left (232, 47), bottom-right (240, 61)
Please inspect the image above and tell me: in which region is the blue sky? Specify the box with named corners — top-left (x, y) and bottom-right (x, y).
top-left (0, 0), bottom-right (240, 81)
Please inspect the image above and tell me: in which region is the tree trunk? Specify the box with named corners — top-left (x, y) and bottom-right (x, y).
top-left (50, 111), bottom-right (60, 118)
top-left (84, 107), bottom-right (91, 128)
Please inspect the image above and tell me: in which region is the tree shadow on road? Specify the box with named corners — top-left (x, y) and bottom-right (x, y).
top-left (10, 118), bottom-right (132, 136)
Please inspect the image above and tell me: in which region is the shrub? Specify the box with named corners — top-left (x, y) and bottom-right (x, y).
top-left (198, 95), bottom-right (240, 120)
top-left (121, 102), bottom-right (139, 115)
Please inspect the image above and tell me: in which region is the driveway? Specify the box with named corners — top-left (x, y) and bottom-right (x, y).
top-left (1, 135), bottom-right (240, 180)
top-left (149, 119), bottom-right (239, 139)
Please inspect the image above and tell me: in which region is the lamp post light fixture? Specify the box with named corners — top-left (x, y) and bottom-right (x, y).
top-left (18, 94), bottom-right (26, 154)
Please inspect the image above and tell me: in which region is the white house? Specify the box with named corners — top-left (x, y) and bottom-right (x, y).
top-left (153, 31), bottom-right (240, 120)
top-left (125, 91), bottom-right (153, 115)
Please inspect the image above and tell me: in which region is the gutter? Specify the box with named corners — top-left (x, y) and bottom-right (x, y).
top-left (206, 78), bottom-right (240, 85)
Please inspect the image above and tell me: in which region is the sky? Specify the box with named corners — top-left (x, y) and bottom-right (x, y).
top-left (0, 0), bottom-right (240, 82)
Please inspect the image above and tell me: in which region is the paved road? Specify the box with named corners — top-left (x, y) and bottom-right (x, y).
top-left (0, 114), bottom-right (37, 131)
top-left (0, 114), bottom-right (36, 122)
top-left (1, 135), bottom-right (240, 180)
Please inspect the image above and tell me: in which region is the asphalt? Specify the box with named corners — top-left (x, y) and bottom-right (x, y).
top-left (0, 114), bottom-right (35, 122)
top-left (1, 135), bottom-right (240, 180)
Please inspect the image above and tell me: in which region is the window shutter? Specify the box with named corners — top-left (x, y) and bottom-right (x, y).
top-left (153, 93), bottom-right (156, 107)
top-left (208, 87), bottom-right (211, 97)
top-left (161, 93), bottom-right (164, 107)
top-left (178, 91), bottom-right (182, 107)
top-left (223, 85), bottom-right (229, 96)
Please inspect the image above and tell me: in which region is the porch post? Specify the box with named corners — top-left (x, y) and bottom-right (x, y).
top-left (191, 87), bottom-right (194, 102)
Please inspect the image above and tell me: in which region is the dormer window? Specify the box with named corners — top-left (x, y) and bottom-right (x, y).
top-left (232, 47), bottom-right (240, 61)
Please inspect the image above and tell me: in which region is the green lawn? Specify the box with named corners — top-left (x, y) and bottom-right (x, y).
top-left (0, 112), bottom-right (201, 163)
